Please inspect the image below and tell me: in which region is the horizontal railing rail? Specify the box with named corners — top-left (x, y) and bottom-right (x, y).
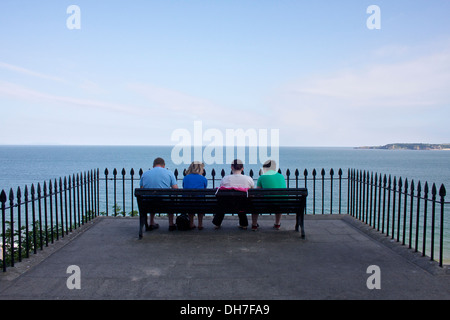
top-left (1, 167), bottom-right (448, 272)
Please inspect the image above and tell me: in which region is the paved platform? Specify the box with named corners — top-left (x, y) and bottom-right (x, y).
top-left (0, 214), bottom-right (449, 300)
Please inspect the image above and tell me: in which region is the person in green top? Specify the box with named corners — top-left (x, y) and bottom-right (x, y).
top-left (253, 159), bottom-right (287, 230)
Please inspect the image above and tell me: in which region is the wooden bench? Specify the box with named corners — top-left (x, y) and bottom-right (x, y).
top-left (134, 188), bottom-right (308, 239)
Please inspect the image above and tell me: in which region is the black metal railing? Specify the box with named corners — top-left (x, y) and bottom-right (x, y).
top-left (348, 169), bottom-right (448, 267)
top-left (1, 170), bottom-right (100, 272)
top-left (102, 167), bottom-right (348, 217)
top-left (1, 167), bottom-right (448, 272)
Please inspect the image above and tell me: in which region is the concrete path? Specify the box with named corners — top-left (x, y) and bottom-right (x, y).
top-left (1, 215), bottom-right (449, 300)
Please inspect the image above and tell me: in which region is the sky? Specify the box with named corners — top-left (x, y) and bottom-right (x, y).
top-left (0, 0), bottom-right (449, 147)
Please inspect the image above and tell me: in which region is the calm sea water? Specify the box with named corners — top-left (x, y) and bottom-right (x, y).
top-left (0, 145), bottom-right (449, 192)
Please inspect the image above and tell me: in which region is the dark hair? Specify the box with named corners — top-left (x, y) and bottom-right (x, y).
top-left (153, 157), bottom-right (165, 167)
top-left (263, 160), bottom-right (272, 168)
top-left (262, 159), bottom-right (277, 171)
top-left (231, 159), bottom-right (243, 171)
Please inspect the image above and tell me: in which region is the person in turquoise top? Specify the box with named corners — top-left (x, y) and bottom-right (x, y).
top-left (254, 159), bottom-right (286, 230)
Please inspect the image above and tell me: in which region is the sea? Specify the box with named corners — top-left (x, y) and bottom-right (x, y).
top-left (0, 145), bottom-right (449, 192)
top-left (0, 145), bottom-right (449, 263)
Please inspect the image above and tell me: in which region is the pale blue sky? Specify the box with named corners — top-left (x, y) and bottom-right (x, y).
top-left (0, 0), bottom-right (449, 146)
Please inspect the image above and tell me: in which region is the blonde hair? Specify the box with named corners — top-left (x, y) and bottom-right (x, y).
top-left (186, 161), bottom-right (205, 175)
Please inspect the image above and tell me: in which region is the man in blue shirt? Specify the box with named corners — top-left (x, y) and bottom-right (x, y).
top-left (140, 157), bottom-right (178, 231)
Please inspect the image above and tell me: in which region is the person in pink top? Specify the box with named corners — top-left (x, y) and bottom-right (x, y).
top-left (212, 159), bottom-right (254, 229)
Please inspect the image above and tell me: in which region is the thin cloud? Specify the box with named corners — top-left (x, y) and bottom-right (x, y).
top-left (0, 61), bottom-right (64, 82)
top-left (0, 81), bottom-right (144, 115)
top-left (289, 50), bottom-right (450, 109)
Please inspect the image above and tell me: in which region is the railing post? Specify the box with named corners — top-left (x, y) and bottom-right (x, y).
top-left (321, 169), bottom-right (325, 214)
top-left (338, 169), bottom-right (343, 214)
top-left (59, 178), bottom-right (64, 238)
top-left (31, 184), bottom-right (37, 253)
top-left (130, 168), bottom-right (135, 214)
top-left (104, 169), bottom-right (109, 216)
top-left (64, 177), bottom-right (69, 235)
top-left (303, 169), bottom-right (308, 214)
top-left (17, 187), bottom-right (22, 261)
top-left (76, 174), bottom-right (81, 225)
top-left (438, 184), bottom-right (446, 267)
top-left (350, 169), bottom-right (354, 217)
top-left (89, 170), bottom-right (93, 218)
top-left (391, 177), bottom-right (397, 240)
top-left (422, 182), bottom-right (429, 256)
top-left (286, 169), bottom-right (290, 189)
top-left (409, 180), bottom-right (415, 249)
top-left (80, 173), bottom-right (85, 224)
top-left (24, 186), bottom-right (30, 258)
top-left (37, 183), bottom-right (43, 250)
top-left (113, 168), bottom-right (117, 217)
top-left (68, 176), bottom-right (73, 233)
top-left (211, 169), bottom-right (216, 188)
top-left (415, 181), bottom-right (422, 252)
top-left (356, 170), bottom-right (360, 220)
top-left (365, 171), bottom-right (370, 223)
top-left (97, 169), bottom-right (100, 216)
top-left (361, 171), bottom-right (366, 222)
top-left (330, 168), bottom-right (334, 214)
top-left (386, 175), bottom-right (391, 236)
top-left (49, 180), bottom-right (54, 244)
top-left (43, 182), bottom-right (49, 247)
top-left (122, 168), bottom-right (126, 217)
top-left (369, 172), bottom-right (373, 225)
top-left (1, 190), bottom-right (6, 272)
top-left (381, 174), bottom-right (387, 233)
top-left (72, 174), bottom-right (77, 229)
top-left (377, 174), bottom-right (382, 232)
top-left (430, 184), bottom-right (437, 261)
top-left (397, 177), bottom-right (402, 242)
top-left (372, 173), bottom-right (378, 229)
top-left (402, 178), bottom-right (408, 245)
top-left (54, 180), bottom-right (59, 240)
top-left (312, 169), bottom-right (316, 215)
top-left (348, 169), bottom-right (352, 216)
top-left (9, 189), bottom-right (14, 267)
top-left (358, 171), bottom-right (362, 220)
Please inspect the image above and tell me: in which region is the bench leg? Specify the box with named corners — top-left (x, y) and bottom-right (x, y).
top-left (139, 213), bottom-right (147, 239)
top-left (295, 212), bottom-right (305, 239)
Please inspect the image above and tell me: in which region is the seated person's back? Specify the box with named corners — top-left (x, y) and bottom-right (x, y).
top-left (140, 166), bottom-right (177, 188)
top-left (220, 173), bottom-right (254, 189)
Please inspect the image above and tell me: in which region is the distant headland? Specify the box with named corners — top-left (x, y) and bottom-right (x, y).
top-left (355, 143), bottom-right (450, 150)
